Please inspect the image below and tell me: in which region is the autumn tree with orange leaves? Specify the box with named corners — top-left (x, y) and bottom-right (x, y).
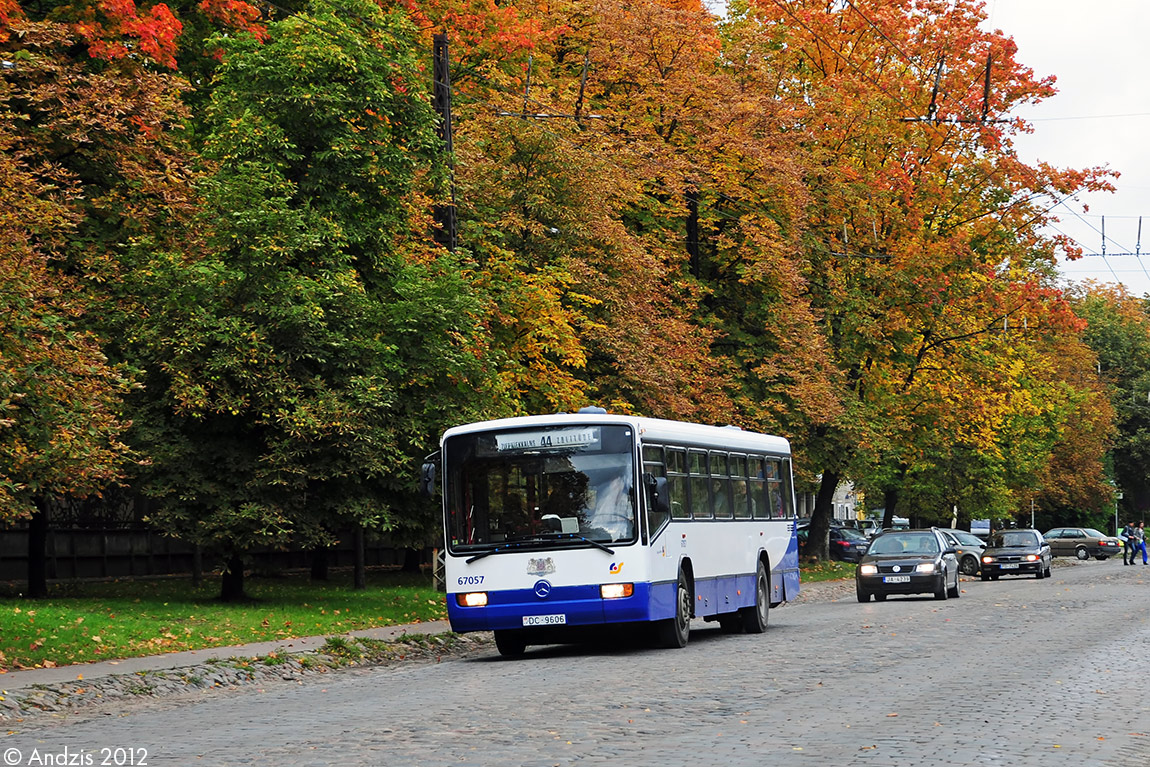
top-left (0, 0), bottom-right (1136, 581)
top-left (727, 0), bottom-right (1114, 556)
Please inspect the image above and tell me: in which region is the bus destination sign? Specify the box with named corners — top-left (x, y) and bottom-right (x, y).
top-left (495, 427), bottom-right (601, 453)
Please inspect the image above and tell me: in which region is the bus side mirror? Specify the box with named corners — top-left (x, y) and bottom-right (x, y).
top-left (420, 462), bottom-right (437, 496)
top-left (644, 473), bottom-right (671, 516)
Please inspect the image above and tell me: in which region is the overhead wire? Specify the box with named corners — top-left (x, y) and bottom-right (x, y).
top-left (1046, 221), bottom-right (1122, 283)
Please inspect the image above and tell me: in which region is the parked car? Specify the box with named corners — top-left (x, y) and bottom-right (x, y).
top-left (841, 518), bottom-right (882, 538)
top-left (855, 528), bottom-right (960, 602)
top-left (798, 524), bottom-right (870, 562)
top-left (1042, 527), bottom-right (1122, 560)
top-left (980, 529), bottom-right (1052, 580)
top-left (937, 528), bottom-right (986, 576)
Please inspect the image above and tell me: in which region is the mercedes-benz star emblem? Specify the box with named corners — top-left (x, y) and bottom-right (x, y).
top-left (533, 580), bottom-right (552, 598)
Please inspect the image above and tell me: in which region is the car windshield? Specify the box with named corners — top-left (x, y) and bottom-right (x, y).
top-left (839, 528), bottom-right (868, 541)
top-left (953, 531), bottom-right (983, 546)
top-left (990, 531), bottom-right (1038, 547)
top-left (868, 533), bottom-right (939, 555)
top-left (1084, 529), bottom-right (1107, 539)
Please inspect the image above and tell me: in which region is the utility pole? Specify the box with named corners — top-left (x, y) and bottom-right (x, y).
top-left (432, 34), bottom-right (457, 252)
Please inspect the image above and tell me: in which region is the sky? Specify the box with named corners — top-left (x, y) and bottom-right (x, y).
top-left (987, 0), bottom-right (1150, 297)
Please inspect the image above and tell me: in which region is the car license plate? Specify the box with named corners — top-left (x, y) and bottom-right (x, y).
top-left (883, 575), bottom-right (910, 583)
top-left (1002, 563), bottom-right (1019, 569)
top-left (523, 614), bottom-right (566, 626)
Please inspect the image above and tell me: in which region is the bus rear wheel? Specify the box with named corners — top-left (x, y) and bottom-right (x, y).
top-left (494, 630), bottom-right (527, 658)
top-left (740, 561), bottom-right (769, 633)
top-left (656, 568), bottom-right (691, 648)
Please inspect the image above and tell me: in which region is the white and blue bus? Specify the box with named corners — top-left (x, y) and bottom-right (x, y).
top-left (424, 409), bottom-right (800, 656)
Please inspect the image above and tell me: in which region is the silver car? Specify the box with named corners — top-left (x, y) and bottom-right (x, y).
top-left (938, 528), bottom-right (987, 576)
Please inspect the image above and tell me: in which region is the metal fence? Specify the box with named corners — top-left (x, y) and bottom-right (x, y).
top-left (0, 527), bottom-right (414, 582)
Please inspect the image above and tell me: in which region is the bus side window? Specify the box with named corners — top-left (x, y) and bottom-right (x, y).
top-left (731, 454), bottom-right (750, 519)
top-left (748, 456), bottom-right (768, 519)
top-left (642, 444), bottom-right (671, 537)
top-left (688, 450), bottom-right (711, 519)
top-left (766, 459), bottom-right (785, 519)
top-left (710, 452), bottom-right (732, 519)
top-left (781, 458), bottom-right (796, 518)
top-left (666, 448), bottom-right (689, 520)
top-left (768, 480), bottom-right (786, 522)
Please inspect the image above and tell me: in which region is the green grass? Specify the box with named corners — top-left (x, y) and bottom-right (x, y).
top-left (0, 560), bottom-right (853, 671)
top-left (799, 559), bottom-right (856, 583)
top-left (0, 569), bottom-right (446, 671)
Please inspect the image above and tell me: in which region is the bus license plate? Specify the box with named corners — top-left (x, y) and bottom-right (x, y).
top-left (883, 575), bottom-right (910, 583)
top-left (523, 614), bottom-right (566, 626)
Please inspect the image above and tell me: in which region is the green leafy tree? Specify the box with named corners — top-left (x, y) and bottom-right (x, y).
top-left (125, 0), bottom-right (497, 599)
top-left (1073, 285), bottom-right (1150, 522)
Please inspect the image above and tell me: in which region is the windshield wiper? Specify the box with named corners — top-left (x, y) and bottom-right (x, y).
top-left (463, 534), bottom-right (615, 563)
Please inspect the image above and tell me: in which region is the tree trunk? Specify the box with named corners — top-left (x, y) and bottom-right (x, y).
top-left (311, 545), bottom-right (330, 581)
top-left (882, 488), bottom-right (899, 529)
top-left (220, 555), bottom-right (246, 602)
top-left (353, 527), bottom-right (366, 591)
top-left (806, 470), bottom-right (839, 561)
top-left (192, 544), bottom-right (203, 587)
top-left (686, 191), bottom-right (700, 278)
top-left (401, 547), bottom-right (422, 573)
top-left (27, 498), bottom-right (49, 599)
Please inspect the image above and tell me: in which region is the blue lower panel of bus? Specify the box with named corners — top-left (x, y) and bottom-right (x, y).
top-left (448, 582), bottom-right (664, 633)
top-left (448, 572), bottom-right (766, 633)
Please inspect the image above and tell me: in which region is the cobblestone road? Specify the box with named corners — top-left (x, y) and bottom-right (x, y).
top-left (4, 558), bottom-right (1150, 766)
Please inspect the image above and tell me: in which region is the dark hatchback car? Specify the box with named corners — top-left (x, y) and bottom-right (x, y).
top-left (799, 524), bottom-right (870, 562)
top-left (980, 529), bottom-right (1052, 580)
top-left (855, 528), bottom-right (960, 602)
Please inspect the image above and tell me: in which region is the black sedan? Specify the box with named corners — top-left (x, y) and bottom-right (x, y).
top-left (855, 528), bottom-right (960, 602)
top-left (980, 529), bottom-right (1052, 580)
top-left (799, 524), bottom-right (870, 562)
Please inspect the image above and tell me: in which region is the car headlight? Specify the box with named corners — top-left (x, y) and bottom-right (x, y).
top-left (915, 562), bottom-right (936, 573)
top-left (859, 564), bottom-right (878, 575)
top-left (982, 555), bottom-right (995, 564)
top-left (1025, 554), bottom-right (1039, 562)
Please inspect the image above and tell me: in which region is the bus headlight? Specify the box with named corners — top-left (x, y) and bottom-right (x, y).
top-left (859, 564), bottom-right (878, 575)
top-left (600, 583), bottom-right (634, 599)
top-left (456, 592), bottom-right (488, 607)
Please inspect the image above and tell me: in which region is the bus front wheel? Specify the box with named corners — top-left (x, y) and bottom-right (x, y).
top-left (656, 569), bottom-right (691, 648)
top-left (740, 560), bottom-right (769, 633)
top-left (494, 630), bottom-right (527, 658)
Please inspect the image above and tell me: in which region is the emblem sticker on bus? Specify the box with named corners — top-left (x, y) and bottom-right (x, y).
top-left (527, 557), bottom-right (556, 576)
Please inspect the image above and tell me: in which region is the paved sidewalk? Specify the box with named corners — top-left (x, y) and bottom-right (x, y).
top-left (0, 619), bottom-right (451, 692)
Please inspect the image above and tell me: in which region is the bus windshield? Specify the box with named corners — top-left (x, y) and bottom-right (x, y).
top-left (444, 424), bottom-right (637, 552)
